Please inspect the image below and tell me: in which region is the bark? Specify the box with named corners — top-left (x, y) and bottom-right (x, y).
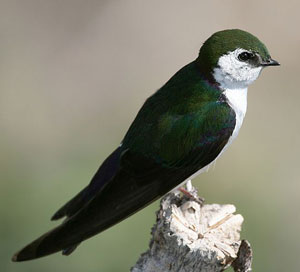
top-left (131, 190), bottom-right (252, 272)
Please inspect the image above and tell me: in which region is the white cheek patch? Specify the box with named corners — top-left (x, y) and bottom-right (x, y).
top-left (213, 48), bottom-right (262, 89)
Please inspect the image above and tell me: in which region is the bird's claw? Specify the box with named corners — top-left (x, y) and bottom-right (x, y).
top-left (179, 186), bottom-right (205, 206)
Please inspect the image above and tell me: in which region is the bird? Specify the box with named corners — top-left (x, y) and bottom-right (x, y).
top-left (12, 29), bottom-right (279, 262)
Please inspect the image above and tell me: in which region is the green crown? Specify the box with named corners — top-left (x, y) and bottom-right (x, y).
top-left (197, 29), bottom-right (270, 71)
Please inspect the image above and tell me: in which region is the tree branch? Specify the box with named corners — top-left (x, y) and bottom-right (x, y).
top-left (131, 190), bottom-right (252, 272)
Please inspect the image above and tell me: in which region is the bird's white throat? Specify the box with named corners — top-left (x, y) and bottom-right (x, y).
top-left (212, 48), bottom-right (262, 147)
top-left (223, 87), bottom-right (247, 145)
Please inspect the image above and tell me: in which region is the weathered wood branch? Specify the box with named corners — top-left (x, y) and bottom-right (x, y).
top-left (131, 189), bottom-right (252, 272)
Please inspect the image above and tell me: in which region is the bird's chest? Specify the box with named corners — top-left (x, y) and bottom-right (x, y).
top-left (223, 87), bottom-right (248, 147)
top-left (180, 88), bottom-right (248, 185)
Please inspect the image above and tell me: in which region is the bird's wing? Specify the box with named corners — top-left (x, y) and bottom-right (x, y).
top-left (51, 147), bottom-right (123, 220)
top-left (51, 61), bottom-right (219, 221)
top-left (12, 98), bottom-right (236, 261)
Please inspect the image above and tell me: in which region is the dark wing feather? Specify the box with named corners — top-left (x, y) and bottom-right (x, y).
top-left (51, 147), bottom-right (122, 220)
top-left (12, 159), bottom-right (178, 261)
top-left (12, 105), bottom-right (235, 261)
top-left (12, 62), bottom-right (237, 261)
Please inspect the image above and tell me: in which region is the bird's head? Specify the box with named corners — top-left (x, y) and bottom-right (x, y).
top-left (197, 29), bottom-right (279, 89)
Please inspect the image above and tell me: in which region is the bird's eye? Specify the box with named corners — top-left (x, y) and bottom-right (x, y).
top-left (238, 52), bottom-right (254, 61)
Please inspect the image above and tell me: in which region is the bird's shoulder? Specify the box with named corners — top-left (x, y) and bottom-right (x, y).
top-left (122, 61), bottom-right (236, 166)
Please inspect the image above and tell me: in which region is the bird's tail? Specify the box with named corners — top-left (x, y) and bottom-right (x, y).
top-left (12, 149), bottom-right (185, 262)
top-left (12, 223), bottom-right (76, 262)
top-left (12, 147), bottom-right (124, 262)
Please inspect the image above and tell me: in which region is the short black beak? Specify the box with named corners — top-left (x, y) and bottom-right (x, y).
top-left (260, 58), bottom-right (280, 67)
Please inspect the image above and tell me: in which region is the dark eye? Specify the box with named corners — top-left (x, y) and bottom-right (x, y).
top-left (238, 52), bottom-right (254, 61)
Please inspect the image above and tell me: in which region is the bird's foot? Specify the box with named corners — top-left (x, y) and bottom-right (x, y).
top-left (179, 187), bottom-right (205, 205)
top-left (179, 180), bottom-right (205, 206)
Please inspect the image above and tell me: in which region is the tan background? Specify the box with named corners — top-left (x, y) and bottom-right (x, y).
top-left (1, 1), bottom-right (299, 271)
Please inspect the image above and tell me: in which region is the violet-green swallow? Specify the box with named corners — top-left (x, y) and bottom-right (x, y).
top-left (12, 29), bottom-right (279, 262)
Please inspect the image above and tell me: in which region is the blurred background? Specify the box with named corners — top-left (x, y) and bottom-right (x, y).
top-left (0, 0), bottom-right (299, 271)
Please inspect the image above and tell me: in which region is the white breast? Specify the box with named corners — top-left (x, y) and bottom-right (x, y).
top-left (222, 87), bottom-right (247, 151)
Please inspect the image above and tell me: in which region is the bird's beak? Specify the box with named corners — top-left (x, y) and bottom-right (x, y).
top-left (260, 58), bottom-right (280, 67)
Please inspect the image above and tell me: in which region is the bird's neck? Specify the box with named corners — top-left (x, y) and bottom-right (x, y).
top-left (223, 88), bottom-right (248, 121)
top-left (195, 60), bottom-right (248, 116)
top-left (195, 59), bottom-right (219, 88)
